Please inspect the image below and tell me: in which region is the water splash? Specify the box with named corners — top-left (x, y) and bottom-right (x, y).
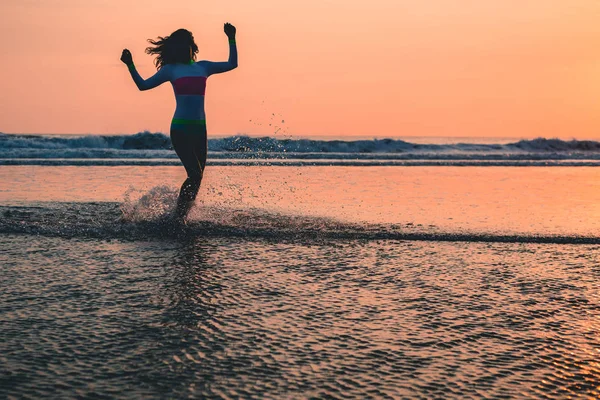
top-left (120, 186), bottom-right (178, 222)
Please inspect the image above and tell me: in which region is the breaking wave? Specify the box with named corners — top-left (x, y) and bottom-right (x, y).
top-left (2, 132), bottom-right (600, 166)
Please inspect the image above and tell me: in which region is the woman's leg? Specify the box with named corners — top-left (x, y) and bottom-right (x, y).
top-left (170, 124), bottom-right (207, 221)
top-left (193, 124), bottom-right (208, 174)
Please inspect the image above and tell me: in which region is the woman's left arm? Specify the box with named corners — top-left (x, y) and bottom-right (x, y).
top-left (121, 49), bottom-right (171, 91)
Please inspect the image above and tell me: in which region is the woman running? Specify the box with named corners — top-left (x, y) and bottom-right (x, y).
top-left (120, 23), bottom-right (238, 223)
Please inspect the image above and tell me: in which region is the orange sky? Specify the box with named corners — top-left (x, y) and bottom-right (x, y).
top-left (1, 0), bottom-right (600, 138)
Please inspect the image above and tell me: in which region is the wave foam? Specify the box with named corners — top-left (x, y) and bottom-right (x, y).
top-left (1, 200), bottom-right (598, 245)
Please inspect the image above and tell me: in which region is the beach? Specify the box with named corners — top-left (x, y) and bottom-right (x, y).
top-left (2, 147), bottom-right (600, 398)
top-left (5, 0), bottom-right (600, 396)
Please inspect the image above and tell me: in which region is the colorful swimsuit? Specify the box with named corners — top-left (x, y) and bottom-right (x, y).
top-left (171, 72), bottom-right (209, 130)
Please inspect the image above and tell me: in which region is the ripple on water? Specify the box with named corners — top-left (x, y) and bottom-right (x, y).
top-left (1, 236), bottom-right (599, 399)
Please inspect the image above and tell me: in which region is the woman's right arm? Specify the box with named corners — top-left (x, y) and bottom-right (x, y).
top-left (121, 49), bottom-right (171, 91)
top-left (202, 23), bottom-right (238, 76)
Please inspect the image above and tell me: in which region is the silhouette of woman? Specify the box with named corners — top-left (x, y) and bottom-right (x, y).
top-left (121, 23), bottom-right (238, 223)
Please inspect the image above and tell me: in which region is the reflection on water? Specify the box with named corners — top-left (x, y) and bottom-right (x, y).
top-left (160, 238), bottom-right (220, 331)
top-left (2, 235), bottom-right (599, 398)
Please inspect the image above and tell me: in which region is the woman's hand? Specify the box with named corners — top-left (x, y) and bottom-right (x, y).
top-left (224, 23), bottom-right (236, 39)
top-left (120, 49), bottom-right (133, 66)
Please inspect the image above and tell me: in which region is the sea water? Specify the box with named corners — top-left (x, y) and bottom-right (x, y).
top-left (1, 133), bottom-right (600, 398)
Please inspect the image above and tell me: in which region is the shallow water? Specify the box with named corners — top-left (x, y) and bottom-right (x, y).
top-left (1, 165), bottom-right (600, 398)
top-left (2, 166), bottom-right (600, 236)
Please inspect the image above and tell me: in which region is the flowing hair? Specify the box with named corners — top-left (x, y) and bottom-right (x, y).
top-left (145, 28), bottom-right (199, 70)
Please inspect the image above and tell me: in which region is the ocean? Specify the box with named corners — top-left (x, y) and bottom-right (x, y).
top-left (1, 132), bottom-right (600, 398)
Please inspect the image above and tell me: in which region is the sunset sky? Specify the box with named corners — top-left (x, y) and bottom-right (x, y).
top-left (2, 0), bottom-right (600, 138)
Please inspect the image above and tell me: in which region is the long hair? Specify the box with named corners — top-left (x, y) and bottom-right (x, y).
top-left (145, 28), bottom-right (199, 70)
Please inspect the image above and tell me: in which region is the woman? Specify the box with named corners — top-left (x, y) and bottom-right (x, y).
top-left (120, 23), bottom-right (238, 223)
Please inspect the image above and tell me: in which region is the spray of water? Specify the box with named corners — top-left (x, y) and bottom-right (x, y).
top-left (120, 186), bottom-right (178, 222)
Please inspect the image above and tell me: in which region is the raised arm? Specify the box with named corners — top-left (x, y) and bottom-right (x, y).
top-left (202, 22), bottom-right (238, 76)
top-left (120, 49), bottom-right (171, 91)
